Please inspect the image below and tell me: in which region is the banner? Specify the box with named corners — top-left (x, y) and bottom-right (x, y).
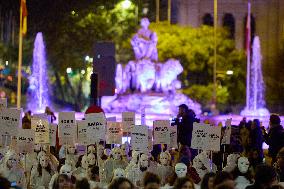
top-left (191, 123), bottom-right (221, 151)
top-left (77, 120), bottom-right (88, 145)
top-left (122, 112), bottom-right (135, 132)
top-left (17, 129), bottom-right (34, 153)
top-left (31, 117), bottom-right (49, 144)
top-left (169, 125), bottom-right (178, 149)
top-left (58, 112), bottom-right (76, 145)
top-left (49, 123), bottom-right (57, 147)
top-left (153, 120), bottom-right (170, 145)
top-left (106, 122), bottom-right (122, 144)
top-left (131, 125), bottom-right (148, 153)
top-left (0, 98), bottom-right (7, 108)
top-left (0, 108), bottom-right (22, 145)
top-left (86, 113), bottom-right (106, 143)
top-left (221, 118), bottom-right (232, 145)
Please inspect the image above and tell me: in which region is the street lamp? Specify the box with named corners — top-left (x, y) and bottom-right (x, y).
top-left (66, 67), bottom-right (72, 74)
top-left (226, 70), bottom-right (234, 75)
top-left (122, 0), bottom-right (132, 9)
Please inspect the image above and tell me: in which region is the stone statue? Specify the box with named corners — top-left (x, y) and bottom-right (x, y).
top-left (131, 18), bottom-right (158, 61)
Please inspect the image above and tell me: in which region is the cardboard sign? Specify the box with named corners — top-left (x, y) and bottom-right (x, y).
top-left (0, 108), bottom-right (22, 139)
top-left (148, 128), bottom-right (153, 151)
top-left (0, 98), bottom-right (7, 108)
top-left (153, 120), bottom-right (170, 145)
top-left (31, 118), bottom-right (49, 144)
top-left (17, 129), bottom-right (35, 153)
top-left (86, 113), bottom-right (106, 143)
top-left (77, 120), bottom-right (88, 145)
top-left (58, 112), bottom-right (76, 145)
top-left (221, 119), bottom-right (232, 145)
top-left (131, 125), bottom-right (148, 153)
top-left (122, 112), bottom-right (135, 132)
top-left (106, 122), bottom-right (122, 144)
top-left (191, 123), bottom-right (221, 151)
top-left (169, 125), bottom-right (178, 149)
top-left (49, 123), bottom-right (57, 147)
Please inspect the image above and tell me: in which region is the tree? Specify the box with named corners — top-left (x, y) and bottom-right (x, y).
top-left (149, 23), bottom-right (246, 112)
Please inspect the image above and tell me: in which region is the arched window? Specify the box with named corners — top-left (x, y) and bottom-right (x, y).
top-left (223, 13), bottom-right (235, 39)
top-left (202, 13), bottom-right (213, 26)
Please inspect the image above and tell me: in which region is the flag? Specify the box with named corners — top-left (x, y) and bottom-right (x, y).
top-left (245, 1), bottom-right (251, 55)
top-left (21, 0), bottom-right (27, 35)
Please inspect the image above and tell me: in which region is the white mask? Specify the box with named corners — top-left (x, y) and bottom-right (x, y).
top-left (40, 155), bottom-right (49, 168)
top-left (87, 153), bottom-right (96, 166)
top-left (139, 154), bottom-right (149, 168)
top-left (7, 156), bottom-right (18, 169)
top-left (60, 164), bottom-right (73, 178)
top-left (237, 157), bottom-right (250, 174)
top-left (160, 152), bottom-right (169, 166)
top-left (67, 145), bottom-right (76, 154)
top-left (113, 168), bottom-right (125, 178)
top-left (112, 148), bottom-right (121, 160)
top-left (175, 163), bottom-right (187, 178)
top-left (81, 155), bottom-right (89, 169)
top-left (88, 146), bottom-right (96, 154)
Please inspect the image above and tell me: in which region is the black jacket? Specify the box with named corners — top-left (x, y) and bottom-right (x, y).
top-left (264, 125), bottom-right (284, 160)
top-left (176, 114), bottom-right (197, 147)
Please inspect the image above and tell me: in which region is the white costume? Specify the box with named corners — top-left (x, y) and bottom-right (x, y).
top-left (223, 154), bottom-right (240, 172)
top-left (73, 154), bottom-right (88, 180)
top-left (235, 157), bottom-right (251, 189)
top-left (157, 152), bottom-right (174, 185)
top-left (192, 152), bottom-right (217, 180)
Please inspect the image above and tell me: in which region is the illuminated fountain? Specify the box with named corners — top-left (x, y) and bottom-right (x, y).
top-left (27, 32), bottom-right (50, 112)
top-left (102, 18), bottom-right (201, 116)
top-left (241, 36), bottom-right (269, 117)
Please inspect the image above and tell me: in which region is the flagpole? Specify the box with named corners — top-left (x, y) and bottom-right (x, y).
top-left (17, 0), bottom-right (23, 108)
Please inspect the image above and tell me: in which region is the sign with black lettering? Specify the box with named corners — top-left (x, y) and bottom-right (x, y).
top-left (169, 125), bottom-right (178, 149)
top-left (49, 123), bottom-right (57, 147)
top-left (86, 113), bottom-right (106, 143)
top-left (31, 118), bottom-right (49, 144)
top-left (77, 120), bottom-right (88, 145)
top-left (106, 122), bottom-right (122, 144)
top-left (122, 112), bottom-right (135, 132)
top-left (131, 125), bottom-right (148, 152)
top-left (17, 129), bottom-right (34, 153)
top-left (0, 98), bottom-right (7, 108)
top-left (58, 112), bottom-right (76, 145)
top-left (153, 120), bottom-right (170, 145)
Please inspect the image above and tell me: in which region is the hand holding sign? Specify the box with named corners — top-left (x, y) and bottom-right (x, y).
top-left (58, 112), bottom-right (76, 145)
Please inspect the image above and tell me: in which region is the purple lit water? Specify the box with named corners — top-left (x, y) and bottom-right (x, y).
top-left (27, 32), bottom-right (50, 112)
top-left (241, 36), bottom-right (269, 117)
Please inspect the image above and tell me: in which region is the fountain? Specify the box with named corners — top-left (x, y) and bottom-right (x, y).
top-left (241, 36), bottom-right (269, 116)
top-left (27, 32), bottom-right (50, 112)
top-left (102, 18), bottom-right (201, 116)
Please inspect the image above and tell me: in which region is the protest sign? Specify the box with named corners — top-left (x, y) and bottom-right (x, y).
top-left (169, 125), bottom-right (178, 149)
top-left (31, 117), bottom-right (49, 144)
top-left (0, 108), bottom-right (22, 146)
top-left (148, 128), bottom-right (153, 151)
top-left (17, 129), bottom-right (35, 153)
top-left (122, 112), bottom-right (135, 132)
top-left (58, 112), bottom-right (76, 145)
top-left (131, 125), bottom-right (148, 153)
top-left (49, 123), bottom-right (57, 147)
top-left (86, 113), bottom-right (106, 143)
top-left (0, 98), bottom-right (7, 108)
top-left (106, 122), bottom-right (122, 144)
top-left (153, 120), bottom-right (170, 145)
top-left (191, 123), bottom-right (221, 151)
top-left (77, 120), bottom-right (88, 145)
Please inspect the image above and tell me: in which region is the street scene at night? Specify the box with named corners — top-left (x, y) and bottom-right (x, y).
top-left (0, 0), bottom-right (284, 188)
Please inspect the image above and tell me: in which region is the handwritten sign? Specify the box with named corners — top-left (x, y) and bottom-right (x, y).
top-left (106, 122), bottom-right (122, 144)
top-left (191, 123), bottom-right (221, 151)
top-left (0, 98), bottom-right (7, 108)
top-left (131, 125), bottom-right (148, 153)
top-left (122, 112), bottom-right (135, 132)
top-left (153, 120), bottom-right (170, 145)
top-left (17, 129), bottom-right (35, 153)
top-left (86, 113), bottom-right (106, 143)
top-left (77, 120), bottom-right (88, 145)
top-left (169, 125), bottom-right (178, 149)
top-left (31, 118), bottom-right (49, 144)
top-left (58, 112), bottom-right (76, 145)
top-left (49, 123), bottom-right (57, 147)
top-left (0, 108), bottom-right (22, 139)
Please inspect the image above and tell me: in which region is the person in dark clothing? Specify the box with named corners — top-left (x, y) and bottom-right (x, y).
top-left (249, 119), bottom-right (264, 160)
top-left (175, 104), bottom-right (199, 148)
top-left (263, 114), bottom-right (284, 163)
top-left (274, 147), bottom-right (284, 182)
top-left (246, 164), bottom-right (278, 189)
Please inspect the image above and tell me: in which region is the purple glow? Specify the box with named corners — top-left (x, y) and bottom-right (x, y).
top-left (241, 36), bottom-right (269, 117)
top-left (27, 32), bottom-right (50, 113)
